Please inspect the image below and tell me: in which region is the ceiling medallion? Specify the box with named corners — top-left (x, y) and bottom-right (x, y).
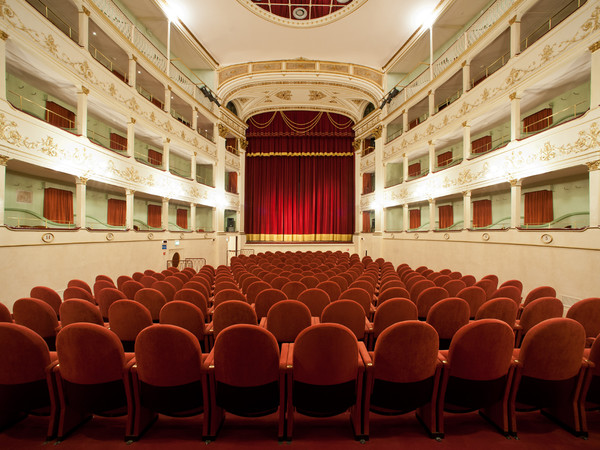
top-left (238, 0), bottom-right (369, 28)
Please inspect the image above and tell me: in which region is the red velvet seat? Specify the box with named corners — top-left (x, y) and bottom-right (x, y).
top-left (134, 288), bottom-right (167, 322)
top-left (159, 301), bottom-right (212, 351)
top-left (566, 297), bottom-right (600, 347)
top-left (254, 288), bottom-right (287, 321)
top-left (416, 287), bottom-right (449, 320)
top-left (138, 276), bottom-right (157, 288)
top-left (377, 286), bottom-right (411, 306)
top-left (121, 280), bottom-right (144, 300)
top-left (349, 280), bottom-right (375, 301)
top-left (285, 323), bottom-right (370, 440)
top-left (281, 281), bottom-right (308, 300)
top-left (93, 280), bottom-right (115, 299)
top-left (481, 274), bottom-right (499, 291)
top-left (174, 288), bottom-right (209, 321)
top-left (184, 280), bottom-right (211, 300)
top-left (491, 285), bottom-right (522, 306)
top-left (0, 323), bottom-right (58, 439)
top-left (340, 287), bottom-right (375, 318)
top-left (460, 274), bottom-right (476, 286)
top-left (499, 279), bottom-right (523, 295)
top-left (475, 297), bottom-right (518, 327)
top-left (51, 323), bottom-right (134, 441)
top-left (584, 334), bottom-right (600, 412)
top-left (172, 271), bottom-right (190, 283)
top-left (321, 300), bottom-right (371, 341)
top-left (213, 288), bottom-right (247, 308)
top-left (438, 319), bottom-right (516, 437)
top-left (116, 275), bottom-right (134, 291)
top-left (297, 288), bottom-right (331, 317)
top-left (271, 276), bottom-right (291, 290)
top-left (95, 274), bottom-right (115, 285)
top-left (474, 279), bottom-right (496, 300)
top-left (456, 286), bottom-right (487, 319)
top-left (442, 279), bottom-right (467, 297)
top-left (379, 279), bottom-right (405, 293)
top-left (108, 300), bottom-right (153, 352)
top-left (514, 297), bottom-right (563, 347)
top-left (409, 279), bottom-right (436, 304)
top-left (63, 286), bottom-right (95, 305)
top-left (299, 275), bottom-right (319, 288)
top-left (241, 276), bottom-right (262, 294)
top-left (426, 298), bottom-right (470, 350)
top-left (329, 275), bottom-right (349, 292)
top-left (150, 280), bottom-right (176, 303)
top-left (59, 299), bottom-right (104, 327)
top-left (521, 286), bottom-right (556, 314)
top-left (246, 280), bottom-right (271, 305)
top-left (164, 275), bottom-right (184, 292)
top-left (364, 321), bottom-right (442, 438)
top-left (204, 324), bottom-right (286, 440)
top-left (262, 300), bottom-right (312, 345)
top-left (511, 318), bottom-right (589, 437)
top-left (433, 275), bottom-right (451, 287)
top-left (30, 286), bottom-right (62, 318)
top-left (67, 279), bottom-right (93, 297)
top-left (212, 300), bottom-right (257, 337)
top-left (132, 272), bottom-right (145, 281)
top-left (315, 280), bottom-right (341, 302)
top-left (369, 298), bottom-right (417, 351)
top-left (129, 324), bottom-right (206, 440)
top-left (0, 302), bottom-right (12, 322)
top-left (96, 287), bottom-right (127, 321)
top-left (13, 298), bottom-right (60, 351)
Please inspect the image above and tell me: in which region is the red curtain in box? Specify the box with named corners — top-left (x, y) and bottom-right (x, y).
top-left (471, 135), bottom-right (492, 154)
top-left (438, 205), bottom-right (454, 229)
top-left (110, 133), bottom-right (127, 152)
top-left (362, 211), bottom-right (371, 233)
top-left (409, 209), bottom-right (421, 229)
top-left (362, 173), bottom-right (374, 194)
top-left (147, 204), bottom-right (162, 228)
top-left (148, 149), bottom-right (163, 166)
top-left (45, 101), bottom-right (75, 129)
top-left (107, 199), bottom-right (126, 226)
top-left (524, 190), bottom-right (553, 225)
top-left (472, 199), bottom-right (492, 228)
top-left (244, 111), bottom-right (355, 242)
top-left (226, 137), bottom-right (237, 154)
top-left (43, 188), bottom-right (73, 224)
top-left (523, 108), bottom-right (553, 133)
top-left (408, 162), bottom-right (421, 177)
top-left (437, 151), bottom-right (453, 167)
top-left (226, 172), bottom-right (238, 194)
top-left (176, 209), bottom-right (188, 229)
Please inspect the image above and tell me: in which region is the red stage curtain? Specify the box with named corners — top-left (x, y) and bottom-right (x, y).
top-left (43, 188), bottom-right (73, 224)
top-left (523, 108), bottom-right (553, 133)
top-left (147, 204), bottom-right (162, 228)
top-left (408, 162), bottom-right (421, 177)
top-left (176, 209), bottom-right (188, 229)
top-left (438, 205), bottom-right (454, 229)
top-left (45, 101), bottom-right (75, 129)
top-left (362, 211), bottom-right (371, 233)
top-left (110, 133), bottom-right (127, 152)
top-left (471, 135), bottom-right (492, 154)
top-left (437, 151), bottom-right (453, 167)
top-left (148, 149), bottom-right (162, 166)
top-left (524, 190), bottom-right (553, 225)
top-left (245, 111), bottom-right (355, 242)
top-left (472, 199), bottom-right (492, 228)
top-left (409, 209), bottom-right (421, 229)
top-left (107, 199), bottom-right (126, 226)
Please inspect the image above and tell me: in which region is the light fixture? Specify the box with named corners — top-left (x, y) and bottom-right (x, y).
top-left (413, 5), bottom-right (436, 29)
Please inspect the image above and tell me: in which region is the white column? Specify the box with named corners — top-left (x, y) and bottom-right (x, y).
top-left (463, 121), bottom-right (471, 160)
top-left (428, 140), bottom-right (435, 173)
top-left (402, 153), bottom-right (408, 181)
top-left (163, 137), bottom-right (170, 171)
top-left (0, 155), bottom-right (9, 224)
top-left (462, 60), bottom-right (471, 94)
top-left (428, 90), bottom-right (435, 118)
top-left (161, 198), bottom-right (169, 230)
top-left (509, 16), bottom-right (521, 58)
top-left (192, 107), bottom-right (199, 131)
top-left (510, 179), bottom-right (522, 228)
top-left (374, 126), bottom-right (384, 233)
top-left (75, 177), bottom-right (87, 228)
top-left (463, 190), bottom-right (472, 229)
top-left (428, 198), bottom-right (436, 231)
top-left (0, 32), bottom-right (6, 101)
top-left (590, 42), bottom-right (600, 108)
top-left (216, 124), bottom-right (227, 232)
top-left (403, 204), bottom-right (409, 232)
top-left (128, 55), bottom-right (137, 88)
top-left (78, 6), bottom-right (90, 50)
top-left (76, 86), bottom-right (89, 136)
top-left (239, 145), bottom-right (247, 233)
top-left (190, 203), bottom-right (196, 231)
top-left (588, 161), bottom-right (600, 228)
top-left (191, 152), bottom-right (197, 181)
top-left (164, 86), bottom-right (171, 114)
top-left (510, 92), bottom-right (521, 141)
top-left (402, 110), bottom-right (408, 133)
top-left (126, 189), bottom-right (135, 230)
top-left (127, 118), bottom-right (135, 158)
top-left (354, 140), bottom-right (362, 234)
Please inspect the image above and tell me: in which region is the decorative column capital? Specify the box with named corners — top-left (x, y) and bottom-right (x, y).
top-left (586, 160), bottom-right (600, 171)
top-left (428, 198), bottom-right (435, 204)
top-left (130, 54), bottom-right (137, 62)
top-left (462, 121), bottom-right (469, 127)
top-left (218, 123), bottom-right (229, 138)
top-left (509, 178), bottom-right (521, 187)
top-left (371, 125), bottom-right (383, 139)
top-left (590, 41), bottom-right (600, 53)
top-left (0, 155), bottom-right (9, 166)
top-left (352, 140), bottom-right (362, 152)
top-left (76, 177), bottom-right (88, 185)
top-left (79, 86), bottom-right (89, 95)
top-left (164, 137), bottom-right (171, 144)
top-left (461, 60), bottom-right (468, 67)
top-left (240, 139), bottom-right (248, 150)
top-left (508, 15), bottom-right (518, 25)
top-left (0, 31), bottom-right (8, 41)
top-left (81, 6), bottom-right (91, 16)
top-left (462, 190), bottom-right (472, 197)
top-left (162, 197), bottom-right (170, 203)
top-left (509, 92), bottom-right (519, 101)
top-left (126, 189), bottom-right (136, 196)
top-left (128, 117), bottom-right (136, 125)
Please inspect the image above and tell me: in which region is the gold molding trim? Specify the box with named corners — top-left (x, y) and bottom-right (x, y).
top-left (586, 160), bottom-right (600, 171)
top-left (590, 41), bottom-right (600, 53)
top-left (218, 123), bottom-right (230, 138)
top-left (509, 92), bottom-right (518, 100)
top-left (0, 31), bottom-right (8, 41)
top-left (82, 6), bottom-right (90, 16)
top-left (371, 125), bottom-right (383, 139)
top-left (240, 139), bottom-right (248, 150)
top-left (0, 154), bottom-right (9, 166)
top-left (508, 15), bottom-right (518, 26)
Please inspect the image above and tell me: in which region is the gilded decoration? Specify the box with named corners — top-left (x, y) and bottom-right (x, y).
top-left (371, 125), bottom-right (383, 139)
top-left (107, 161), bottom-right (155, 186)
top-left (275, 90), bottom-right (292, 100)
top-left (389, 188), bottom-right (408, 202)
top-left (590, 41), bottom-right (600, 52)
top-left (286, 62), bottom-right (316, 71)
top-left (586, 160), bottom-right (600, 171)
top-left (0, 154), bottom-right (9, 165)
top-left (352, 140), bottom-right (362, 152)
top-left (240, 139), bottom-right (248, 150)
top-left (309, 90), bottom-right (326, 101)
top-left (442, 163), bottom-right (489, 189)
top-left (253, 62), bottom-right (283, 72)
top-left (0, 30), bottom-right (8, 40)
top-left (218, 124), bottom-right (230, 138)
top-left (320, 63), bottom-right (349, 73)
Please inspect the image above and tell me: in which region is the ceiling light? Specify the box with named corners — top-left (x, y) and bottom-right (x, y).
top-left (164, 1), bottom-right (185, 22)
top-left (413, 5), bottom-right (436, 29)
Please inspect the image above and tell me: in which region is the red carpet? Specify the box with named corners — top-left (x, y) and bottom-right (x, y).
top-left (1, 410), bottom-right (599, 449)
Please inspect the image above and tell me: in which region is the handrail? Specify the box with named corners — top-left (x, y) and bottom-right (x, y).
top-left (435, 155), bottom-right (463, 171)
top-left (5, 207), bottom-right (77, 228)
top-left (89, 44), bottom-right (128, 81)
top-left (522, 101), bottom-right (588, 137)
top-left (86, 215), bottom-right (127, 229)
top-left (470, 50), bottom-right (510, 87)
top-left (7, 90), bottom-right (76, 131)
top-left (25, 0), bottom-right (79, 43)
top-left (87, 126), bottom-right (127, 154)
top-left (521, 211), bottom-right (589, 229)
top-left (133, 218), bottom-right (162, 230)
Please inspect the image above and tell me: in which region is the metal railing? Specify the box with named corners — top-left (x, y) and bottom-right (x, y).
top-left (5, 208), bottom-right (77, 229)
top-left (406, 166), bottom-right (430, 181)
top-left (87, 127), bottom-right (127, 155)
top-left (226, 145), bottom-right (239, 155)
top-left (436, 89), bottom-right (462, 113)
top-left (136, 83), bottom-right (164, 109)
top-left (435, 155), bottom-right (463, 170)
top-left (90, 44), bottom-right (128, 82)
top-left (362, 146), bottom-right (375, 157)
top-left (196, 174), bottom-right (214, 187)
top-left (134, 147), bottom-right (163, 168)
top-left (170, 107), bottom-right (192, 128)
top-left (471, 50), bottom-right (510, 88)
top-left (7, 90), bottom-right (77, 131)
top-left (169, 165), bottom-right (192, 179)
top-left (26, 0), bottom-right (79, 43)
top-left (521, 101), bottom-right (589, 137)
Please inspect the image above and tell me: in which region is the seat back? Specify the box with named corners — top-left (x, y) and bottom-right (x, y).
top-left (460, 274), bottom-right (476, 286)
top-left (116, 275), bottom-right (134, 291)
top-left (159, 301), bottom-right (206, 343)
top-left (59, 299), bottom-right (104, 327)
top-left (426, 298), bottom-right (470, 346)
top-left (297, 288), bottom-right (331, 317)
top-left (499, 279), bottom-right (523, 294)
top-left (164, 276), bottom-right (184, 292)
top-left (173, 289), bottom-right (209, 319)
top-left (329, 275), bottom-right (349, 292)
top-left (122, 280), bottom-right (145, 299)
top-left (0, 323), bottom-right (51, 384)
top-left (30, 286), bottom-right (62, 316)
top-left (321, 300), bottom-right (367, 340)
top-left (0, 302), bottom-right (12, 323)
top-left (13, 298), bottom-right (59, 340)
top-left (97, 288), bottom-right (127, 320)
top-left (519, 297), bottom-right (564, 335)
top-left (474, 279), bottom-right (496, 300)
top-left (93, 280), bottom-right (116, 299)
top-left (475, 297), bottom-right (518, 327)
top-left (271, 276), bottom-right (291, 290)
top-left (410, 279), bottom-right (436, 304)
top-left (456, 286), bottom-right (487, 318)
top-left (339, 287), bottom-right (372, 316)
top-left (64, 286), bottom-right (95, 304)
top-left (214, 288), bottom-right (247, 307)
top-left (315, 280), bottom-right (341, 302)
top-left (150, 281), bottom-right (176, 303)
top-left (134, 288), bottom-right (167, 322)
top-left (416, 286), bottom-right (449, 319)
top-left (184, 280), bottom-right (210, 299)
top-left (566, 298), bottom-right (600, 340)
top-left (246, 281), bottom-right (271, 305)
top-left (377, 287), bottom-right (411, 306)
top-left (442, 279), bottom-right (467, 297)
top-left (255, 288), bottom-right (287, 320)
top-left (523, 286), bottom-right (557, 308)
top-left (348, 280), bottom-right (374, 298)
top-left (281, 281), bottom-right (308, 300)
top-left (67, 279), bottom-right (93, 296)
top-left (108, 300), bottom-right (153, 343)
top-left (212, 300), bottom-right (257, 337)
top-left (139, 276), bottom-right (157, 288)
top-left (491, 285), bottom-right (522, 305)
top-left (265, 300), bottom-right (312, 344)
top-left (372, 298), bottom-right (418, 338)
